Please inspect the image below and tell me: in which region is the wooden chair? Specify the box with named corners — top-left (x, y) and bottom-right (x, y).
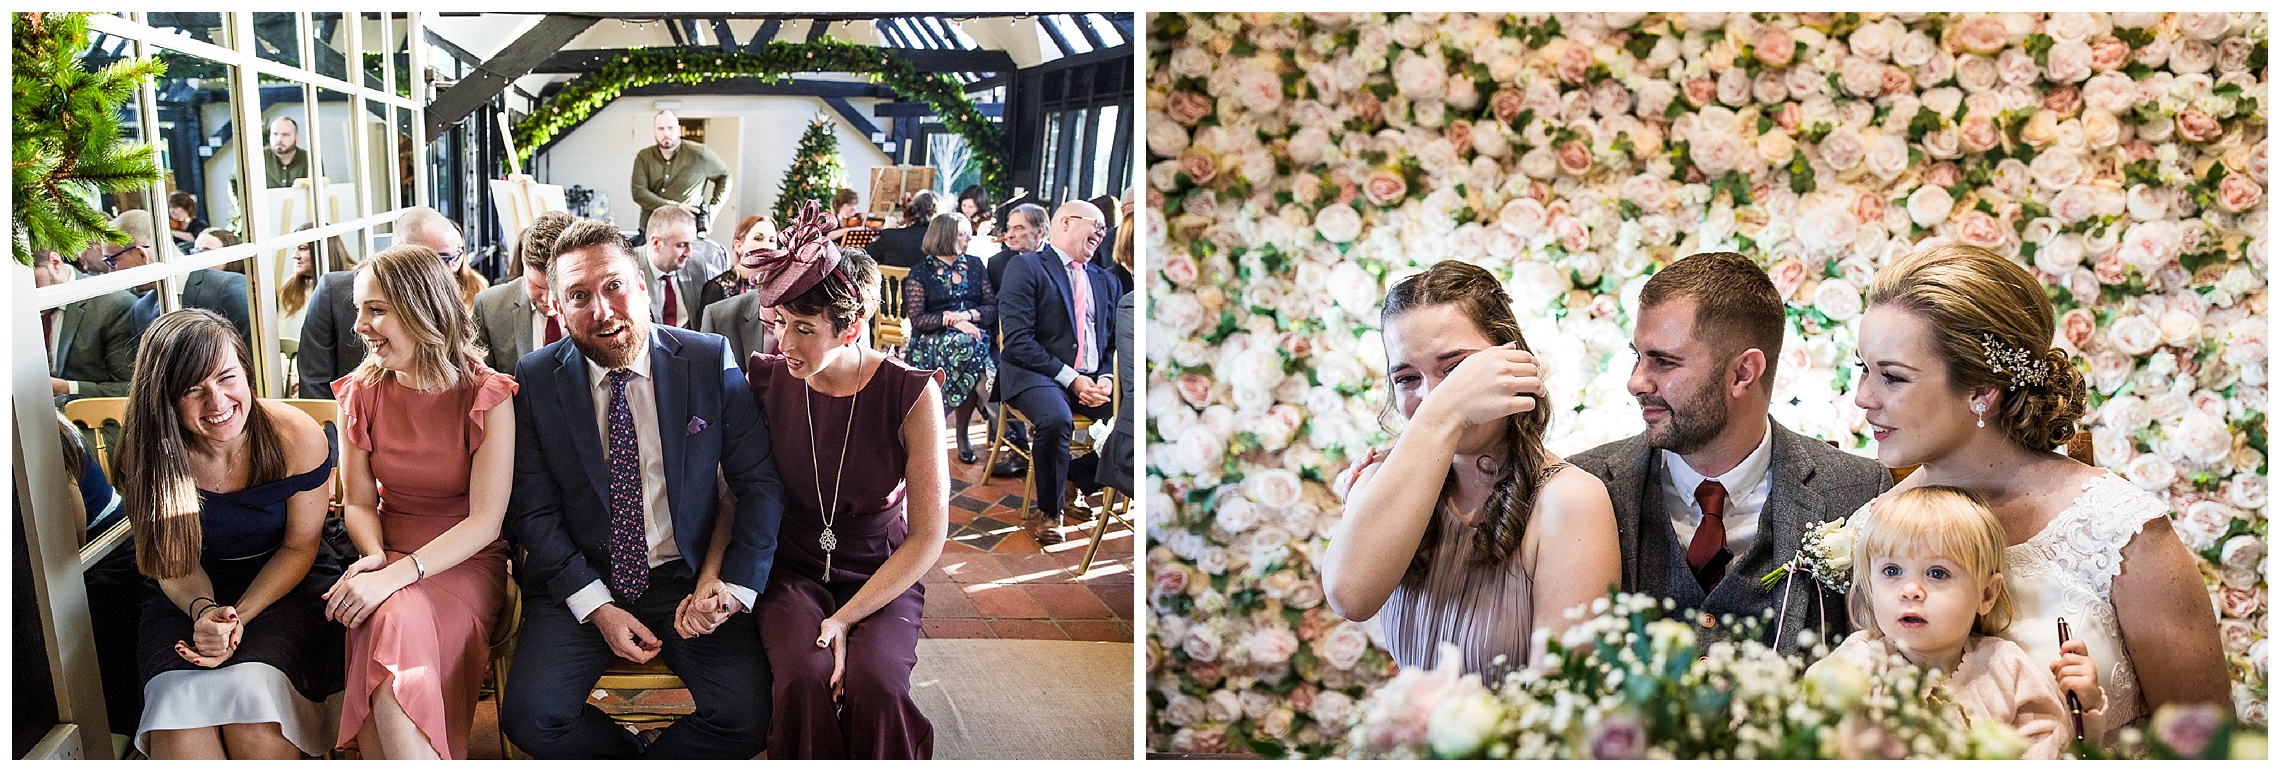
top-left (1076, 381), bottom-right (1129, 576)
top-left (489, 573), bottom-right (687, 758)
top-left (979, 333), bottom-right (1098, 530)
top-left (59, 397), bottom-right (128, 481)
top-left (874, 265), bottom-right (910, 353)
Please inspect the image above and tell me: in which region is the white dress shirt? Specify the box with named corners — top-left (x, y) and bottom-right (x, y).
top-left (528, 306), bottom-right (555, 352)
top-left (1052, 253), bottom-right (1100, 387)
top-left (563, 344), bottom-right (755, 622)
top-left (1661, 417), bottom-right (1775, 562)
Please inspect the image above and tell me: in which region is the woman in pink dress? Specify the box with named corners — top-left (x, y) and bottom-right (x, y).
top-left (322, 244), bottom-right (517, 759)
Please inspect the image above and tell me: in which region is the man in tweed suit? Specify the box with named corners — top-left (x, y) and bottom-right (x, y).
top-left (1568, 252), bottom-right (1890, 653)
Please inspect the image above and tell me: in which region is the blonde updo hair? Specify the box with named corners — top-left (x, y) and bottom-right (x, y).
top-left (1865, 243), bottom-right (2086, 450)
top-left (1847, 485), bottom-right (2016, 637)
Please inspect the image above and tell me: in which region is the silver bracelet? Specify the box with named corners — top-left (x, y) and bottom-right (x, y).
top-left (408, 553), bottom-right (427, 582)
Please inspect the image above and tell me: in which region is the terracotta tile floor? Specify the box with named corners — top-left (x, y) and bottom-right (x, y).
top-left (458, 431), bottom-right (1135, 758)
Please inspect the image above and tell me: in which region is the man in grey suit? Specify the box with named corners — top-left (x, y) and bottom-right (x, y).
top-left (100, 210), bottom-right (249, 350)
top-left (34, 248), bottom-right (138, 405)
top-left (640, 206), bottom-right (710, 329)
top-left (1567, 252), bottom-right (1889, 653)
top-left (474, 211), bottom-right (576, 373)
top-left (697, 289), bottom-right (775, 363)
top-left (303, 206), bottom-right (465, 397)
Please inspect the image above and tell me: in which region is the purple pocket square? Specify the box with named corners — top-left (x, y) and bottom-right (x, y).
top-left (687, 416), bottom-right (708, 435)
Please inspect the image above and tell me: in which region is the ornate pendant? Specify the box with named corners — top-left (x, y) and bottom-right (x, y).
top-left (820, 527), bottom-right (838, 576)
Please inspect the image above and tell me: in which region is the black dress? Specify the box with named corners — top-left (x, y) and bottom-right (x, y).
top-left (135, 459), bottom-right (345, 715)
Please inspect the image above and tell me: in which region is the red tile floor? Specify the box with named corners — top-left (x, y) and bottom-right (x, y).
top-left (457, 436), bottom-right (1135, 758)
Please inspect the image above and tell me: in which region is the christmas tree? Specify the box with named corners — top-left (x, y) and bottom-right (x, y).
top-left (775, 114), bottom-right (844, 225)
top-left (12, 11), bottom-right (167, 266)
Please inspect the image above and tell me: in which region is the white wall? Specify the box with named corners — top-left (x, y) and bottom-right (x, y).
top-left (532, 94), bottom-right (893, 233)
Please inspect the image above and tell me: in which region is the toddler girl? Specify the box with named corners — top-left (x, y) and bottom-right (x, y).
top-left (1810, 485), bottom-right (2103, 758)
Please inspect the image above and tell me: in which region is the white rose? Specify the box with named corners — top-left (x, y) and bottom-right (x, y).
top-left (1249, 468), bottom-right (1304, 509)
top-left (1315, 203), bottom-right (1363, 243)
top-left (2228, 474), bottom-right (2267, 510)
top-left (2124, 453), bottom-right (2177, 491)
top-left (1327, 261), bottom-right (1378, 315)
top-left (1169, 47), bottom-right (1214, 79)
top-left (1508, 261), bottom-right (1568, 311)
top-left (1518, 146), bottom-right (1560, 180)
top-left (1427, 685), bottom-right (1505, 758)
top-left (1148, 116), bottom-right (1191, 159)
top-left (1182, 624), bottom-right (1222, 662)
top-left (2172, 409), bottom-right (2233, 465)
top-left (1813, 279), bottom-right (1864, 321)
top-left (1906, 184), bottom-right (1954, 227)
top-left (1864, 133), bottom-right (1910, 180)
top-left (1248, 624), bottom-right (1300, 665)
top-left (2029, 148), bottom-right (2086, 190)
top-left (1797, 204), bottom-right (1859, 256)
top-left (2220, 535), bottom-right (2265, 573)
top-left (1320, 622), bottom-right (1370, 671)
top-left (1175, 425), bottom-right (1227, 477)
top-left (2175, 500), bottom-right (2240, 551)
top-left (1499, 197), bottom-right (1548, 238)
top-left (1690, 131), bottom-right (1748, 177)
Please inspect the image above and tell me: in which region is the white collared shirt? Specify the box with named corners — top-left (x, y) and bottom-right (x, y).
top-left (528, 306), bottom-right (555, 353)
top-left (1661, 417), bottom-right (1775, 562)
top-left (562, 343), bottom-right (754, 622)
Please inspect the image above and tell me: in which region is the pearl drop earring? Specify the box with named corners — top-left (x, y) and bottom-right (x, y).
top-left (1974, 402), bottom-right (1987, 428)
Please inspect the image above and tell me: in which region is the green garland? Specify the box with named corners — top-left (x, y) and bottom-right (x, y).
top-left (511, 39), bottom-right (1008, 200)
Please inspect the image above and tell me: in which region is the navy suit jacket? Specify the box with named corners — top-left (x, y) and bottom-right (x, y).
top-left (997, 244), bottom-right (1121, 402)
top-left (507, 325), bottom-right (787, 604)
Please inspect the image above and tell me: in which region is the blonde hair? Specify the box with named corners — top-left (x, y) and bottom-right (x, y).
top-left (1865, 243), bottom-right (2086, 450)
top-left (1847, 485), bottom-right (2016, 638)
top-left (348, 245), bottom-right (488, 391)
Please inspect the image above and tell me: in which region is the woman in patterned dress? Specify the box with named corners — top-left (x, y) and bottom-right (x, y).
top-left (1850, 243), bottom-right (2230, 739)
top-left (900, 213), bottom-right (997, 464)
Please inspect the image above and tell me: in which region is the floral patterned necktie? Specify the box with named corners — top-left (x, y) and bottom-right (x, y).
top-left (605, 369), bottom-right (650, 599)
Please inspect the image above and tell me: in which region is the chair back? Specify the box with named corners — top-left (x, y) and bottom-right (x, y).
top-left (874, 264), bottom-right (910, 352)
top-left (279, 399), bottom-right (346, 509)
top-left (60, 397), bottom-right (129, 481)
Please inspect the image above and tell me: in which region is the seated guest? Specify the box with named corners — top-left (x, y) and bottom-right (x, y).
top-left (326, 245), bottom-right (518, 759)
top-left (723, 202), bottom-right (945, 758)
top-left (956, 185), bottom-right (992, 238)
top-left (111, 210), bottom-right (251, 351)
top-left (279, 224), bottom-right (355, 342)
top-left (981, 203), bottom-right (1049, 477)
top-left (500, 218), bottom-right (785, 759)
top-left (472, 211), bottom-right (576, 374)
top-left (996, 201), bottom-right (1122, 544)
top-left (121, 309), bottom-right (343, 758)
top-left (56, 408), bottom-right (120, 527)
top-left (828, 188), bottom-right (865, 245)
top-left (699, 280), bottom-right (781, 364)
top-left (643, 206), bottom-right (709, 328)
top-left (34, 247), bottom-right (137, 405)
top-left (902, 213), bottom-right (997, 465)
top-left (192, 228), bottom-right (241, 254)
top-left (306, 207), bottom-right (470, 397)
top-left (865, 189), bottom-right (935, 269)
top-left (696, 213), bottom-right (778, 324)
top-left (167, 190), bottom-right (207, 250)
top-left (1097, 211), bottom-right (1136, 497)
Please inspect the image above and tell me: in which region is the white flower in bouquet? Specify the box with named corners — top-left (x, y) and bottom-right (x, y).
top-left (1427, 679), bottom-right (1506, 758)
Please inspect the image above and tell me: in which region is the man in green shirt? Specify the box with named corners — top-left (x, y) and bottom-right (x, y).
top-left (630, 110), bottom-right (731, 236)
top-left (264, 115), bottom-right (310, 189)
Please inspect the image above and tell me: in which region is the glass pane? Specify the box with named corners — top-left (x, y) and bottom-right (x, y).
top-left (1091, 105), bottom-right (1118, 198)
top-left (75, 32), bottom-right (156, 277)
top-left (398, 106), bottom-right (419, 209)
top-left (363, 99), bottom-right (395, 215)
top-left (256, 75), bottom-right (315, 242)
top-left (172, 263), bottom-right (254, 363)
top-left (311, 12), bottom-right (348, 81)
top-left (145, 12), bottom-right (227, 49)
top-left (151, 50), bottom-right (247, 262)
top-left (361, 13), bottom-right (386, 91)
top-left (251, 12), bottom-right (301, 68)
top-left (391, 13), bottom-right (414, 100)
top-left (1040, 114), bottom-right (1062, 203)
top-left (313, 87), bottom-right (362, 223)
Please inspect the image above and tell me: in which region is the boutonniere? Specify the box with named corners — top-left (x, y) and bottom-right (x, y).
top-left (1761, 517), bottom-right (1856, 594)
top-left (687, 416), bottom-right (708, 435)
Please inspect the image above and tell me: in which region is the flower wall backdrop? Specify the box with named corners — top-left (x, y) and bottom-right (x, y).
top-left (1144, 12), bottom-right (2268, 756)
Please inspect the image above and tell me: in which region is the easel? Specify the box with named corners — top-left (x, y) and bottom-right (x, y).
top-left (488, 115), bottom-right (566, 261)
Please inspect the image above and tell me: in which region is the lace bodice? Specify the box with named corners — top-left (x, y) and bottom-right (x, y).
top-left (1846, 473), bottom-right (2169, 737)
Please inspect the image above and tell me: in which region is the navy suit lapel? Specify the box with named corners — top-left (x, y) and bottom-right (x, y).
top-left (555, 343), bottom-right (612, 506)
top-left (1039, 246), bottom-right (1078, 330)
top-left (651, 331), bottom-right (691, 554)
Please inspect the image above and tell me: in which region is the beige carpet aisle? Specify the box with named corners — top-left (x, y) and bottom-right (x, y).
top-left (909, 638), bottom-right (1135, 759)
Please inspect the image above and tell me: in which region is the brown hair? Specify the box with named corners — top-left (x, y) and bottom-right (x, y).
top-left (520, 210), bottom-right (577, 277)
top-left (349, 245), bottom-right (488, 390)
top-left (120, 309), bottom-right (288, 579)
top-left (645, 203), bottom-right (696, 237)
top-left (921, 213), bottom-right (965, 257)
top-left (1379, 261), bottom-right (1552, 576)
top-left (279, 223), bottom-right (323, 317)
top-left (1113, 211), bottom-right (1136, 274)
top-left (548, 218), bottom-right (642, 288)
top-left (1848, 485), bottom-right (2016, 637)
top-left (904, 189), bottom-right (938, 223)
top-left (783, 247), bottom-right (882, 335)
top-left (1638, 251), bottom-right (1787, 390)
top-left (730, 215), bottom-right (766, 251)
top-left (1866, 243), bottom-right (2086, 450)
top-left (832, 189), bottom-right (860, 211)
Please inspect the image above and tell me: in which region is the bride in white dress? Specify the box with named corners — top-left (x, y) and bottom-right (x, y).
top-left (1846, 244), bottom-right (2230, 739)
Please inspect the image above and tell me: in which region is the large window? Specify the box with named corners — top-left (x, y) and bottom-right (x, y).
top-left (1013, 55), bottom-right (1132, 206)
top-left (10, 12), bottom-right (423, 758)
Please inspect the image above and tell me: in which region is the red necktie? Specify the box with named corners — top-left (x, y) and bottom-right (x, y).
top-left (662, 276), bottom-right (680, 327)
top-left (545, 314), bottom-right (563, 345)
top-left (1688, 480), bottom-right (1731, 592)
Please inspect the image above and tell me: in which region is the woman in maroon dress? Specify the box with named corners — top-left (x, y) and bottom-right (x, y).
top-left (683, 201), bottom-right (948, 758)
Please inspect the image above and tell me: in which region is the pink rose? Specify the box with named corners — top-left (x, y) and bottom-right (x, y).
top-left (1363, 170), bottom-right (1407, 206)
top-left (1840, 56), bottom-right (1886, 97)
top-left (1350, 92), bottom-right (1383, 125)
top-left (1183, 625), bottom-right (1221, 662)
top-left (2172, 38), bottom-right (2217, 74)
top-left (2217, 172), bottom-right (2263, 213)
top-left (1683, 77), bottom-right (1717, 108)
top-left (1392, 53), bottom-right (1447, 101)
top-left (1154, 566), bottom-right (1190, 598)
top-left (2045, 41), bottom-right (2094, 83)
top-left (1177, 373), bottom-right (1214, 407)
top-left (1622, 174), bottom-right (1670, 211)
top-left (1557, 46), bottom-right (1593, 84)
top-left (1553, 216), bottom-right (1590, 253)
top-left (1490, 89), bottom-right (1525, 124)
top-left (1864, 134), bottom-right (1910, 180)
top-left (2043, 84), bottom-right (2083, 117)
top-left (2179, 12), bottom-right (2232, 42)
top-left (1773, 101), bottom-right (1804, 134)
top-left (1769, 259), bottom-right (1809, 299)
top-left (2083, 72), bottom-right (2137, 113)
top-left (1168, 91), bottom-right (1213, 126)
top-left (1955, 210), bottom-right (2007, 248)
top-left (2217, 36), bottom-right (2255, 73)
top-left (2125, 453), bottom-right (2179, 491)
top-left (2059, 308), bottom-right (2097, 352)
top-left (1925, 162), bottom-right (1962, 189)
top-left (1718, 67), bottom-right (1752, 107)
top-left (2089, 36), bottom-right (2130, 72)
top-left (1557, 141), bottom-right (1593, 176)
top-left (1956, 15), bottom-right (2010, 54)
top-left (1756, 26), bottom-right (1795, 67)
top-left (1250, 625), bottom-right (1300, 665)
top-left (2175, 108), bottom-right (2224, 143)
top-left (1320, 622), bottom-right (1369, 670)
top-left (2219, 587), bottom-right (2261, 621)
top-left (1881, 65), bottom-right (1912, 97)
top-left (1895, 30), bottom-right (1939, 66)
top-left (1818, 128), bottom-right (1865, 171)
top-left (1690, 131), bottom-right (1748, 176)
top-left (1956, 54), bottom-right (2000, 93)
top-left (1996, 47), bottom-right (2039, 86)
top-left (1179, 151), bottom-right (1218, 185)
top-left (1753, 71), bottom-right (1789, 104)
top-left (1958, 115), bottom-right (2003, 153)
top-left (1499, 197), bottom-right (1547, 238)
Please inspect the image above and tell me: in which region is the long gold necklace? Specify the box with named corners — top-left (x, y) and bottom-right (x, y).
top-left (804, 352), bottom-right (861, 577)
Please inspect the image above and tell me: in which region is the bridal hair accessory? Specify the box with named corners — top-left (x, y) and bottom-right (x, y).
top-left (1976, 332), bottom-right (2049, 390)
top-left (748, 199), bottom-right (852, 307)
